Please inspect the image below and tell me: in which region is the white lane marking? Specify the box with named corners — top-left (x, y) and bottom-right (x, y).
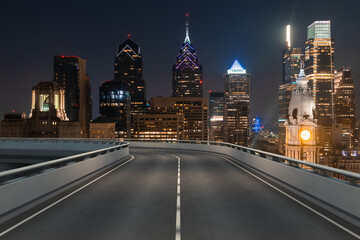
top-left (0, 155), bottom-right (135, 238)
top-left (171, 154), bottom-right (181, 240)
top-left (220, 156), bottom-right (360, 240)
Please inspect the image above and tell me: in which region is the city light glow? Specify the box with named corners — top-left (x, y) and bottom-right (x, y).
top-left (301, 130), bottom-right (311, 141)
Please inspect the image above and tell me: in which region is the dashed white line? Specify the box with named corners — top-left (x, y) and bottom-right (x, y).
top-left (0, 155), bottom-right (135, 238)
top-left (171, 154), bottom-right (181, 240)
top-left (220, 156), bottom-right (360, 240)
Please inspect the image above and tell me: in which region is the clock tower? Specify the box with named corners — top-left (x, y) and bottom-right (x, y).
top-left (284, 67), bottom-right (320, 163)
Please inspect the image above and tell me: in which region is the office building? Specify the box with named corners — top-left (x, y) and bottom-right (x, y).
top-left (224, 60), bottom-right (250, 146)
top-left (209, 116), bottom-right (224, 142)
top-left (132, 114), bottom-right (184, 140)
top-left (114, 36), bottom-right (146, 116)
top-left (209, 91), bottom-right (224, 142)
top-left (304, 21), bottom-right (334, 126)
top-left (54, 55), bottom-right (91, 137)
top-left (0, 112), bottom-right (27, 137)
top-left (99, 81), bottom-right (131, 139)
top-left (209, 91), bottom-right (224, 119)
top-left (278, 25), bottom-right (303, 154)
top-left (172, 14), bottom-right (203, 97)
top-left (334, 67), bottom-right (356, 147)
top-left (90, 116), bottom-right (116, 139)
top-left (151, 97), bottom-right (208, 140)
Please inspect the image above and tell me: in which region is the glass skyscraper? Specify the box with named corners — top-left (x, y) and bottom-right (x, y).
top-left (54, 55), bottom-right (91, 122)
top-left (114, 37), bottom-right (146, 116)
top-left (334, 67), bottom-right (356, 147)
top-left (99, 81), bottom-right (131, 139)
top-left (278, 25), bottom-right (302, 154)
top-left (54, 55), bottom-right (92, 137)
top-left (209, 91), bottom-right (224, 120)
top-left (209, 91), bottom-right (225, 142)
top-left (224, 60), bottom-right (250, 146)
top-left (305, 21), bottom-right (334, 126)
top-left (172, 14), bottom-right (203, 97)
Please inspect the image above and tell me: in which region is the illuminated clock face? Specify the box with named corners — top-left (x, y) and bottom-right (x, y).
top-left (301, 130), bottom-right (311, 141)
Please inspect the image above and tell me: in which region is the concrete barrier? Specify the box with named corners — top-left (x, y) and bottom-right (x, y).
top-left (0, 140), bottom-right (129, 224)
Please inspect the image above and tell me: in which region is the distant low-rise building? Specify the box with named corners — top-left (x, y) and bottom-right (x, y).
top-left (1, 81), bottom-right (89, 139)
top-left (90, 116), bottom-right (116, 139)
top-left (0, 112), bottom-right (27, 137)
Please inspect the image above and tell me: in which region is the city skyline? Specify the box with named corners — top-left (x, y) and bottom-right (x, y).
top-left (0, 0), bottom-right (359, 130)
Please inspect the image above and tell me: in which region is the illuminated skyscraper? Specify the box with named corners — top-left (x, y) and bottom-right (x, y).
top-left (334, 67), bottom-right (356, 146)
top-left (114, 36), bottom-right (146, 116)
top-left (304, 21), bottom-right (334, 126)
top-left (99, 81), bottom-right (131, 139)
top-left (224, 60), bottom-right (250, 146)
top-left (54, 55), bottom-right (91, 137)
top-left (172, 14), bottom-right (203, 97)
top-left (54, 56), bottom-right (91, 122)
top-left (209, 91), bottom-right (225, 142)
top-left (278, 25), bottom-right (303, 154)
top-left (209, 91), bottom-right (224, 120)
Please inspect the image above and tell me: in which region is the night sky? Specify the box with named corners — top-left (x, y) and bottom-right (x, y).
top-left (0, 0), bottom-right (359, 131)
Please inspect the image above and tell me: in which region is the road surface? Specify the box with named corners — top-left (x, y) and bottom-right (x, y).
top-left (0, 149), bottom-right (358, 239)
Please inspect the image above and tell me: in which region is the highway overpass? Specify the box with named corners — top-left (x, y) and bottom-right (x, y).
top-left (0, 139), bottom-right (359, 239)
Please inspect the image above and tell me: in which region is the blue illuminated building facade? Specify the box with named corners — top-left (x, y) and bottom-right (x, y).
top-left (99, 81), bottom-right (131, 138)
top-left (251, 116), bottom-right (261, 133)
top-left (172, 14), bottom-right (203, 97)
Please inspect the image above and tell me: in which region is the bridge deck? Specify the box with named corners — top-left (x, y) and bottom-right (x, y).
top-left (0, 149), bottom-right (358, 239)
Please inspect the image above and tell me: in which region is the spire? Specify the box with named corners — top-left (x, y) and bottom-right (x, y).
top-left (295, 62), bottom-right (308, 88)
top-left (184, 13), bottom-right (191, 44)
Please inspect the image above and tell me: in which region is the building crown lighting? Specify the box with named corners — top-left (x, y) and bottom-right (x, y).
top-left (307, 21), bottom-right (331, 40)
top-left (286, 25), bottom-right (291, 48)
top-left (227, 59), bottom-right (246, 74)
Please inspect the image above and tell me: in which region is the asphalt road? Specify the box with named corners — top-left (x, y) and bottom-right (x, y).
top-left (0, 149), bottom-right (358, 240)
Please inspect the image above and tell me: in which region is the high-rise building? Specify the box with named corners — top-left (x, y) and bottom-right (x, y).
top-left (172, 14), bottom-right (203, 97)
top-left (150, 97), bottom-right (208, 140)
top-left (114, 36), bottom-right (146, 116)
top-left (209, 116), bottom-right (224, 142)
top-left (285, 68), bottom-right (320, 163)
top-left (278, 25), bottom-right (303, 154)
top-left (209, 91), bottom-right (224, 119)
top-left (224, 60), bottom-right (250, 146)
top-left (304, 21), bottom-right (334, 126)
top-left (209, 91), bottom-right (224, 142)
top-left (54, 55), bottom-right (92, 137)
top-left (99, 81), bottom-right (131, 139)
top-left (334, 67), bottom-right (356, 130)
top-left (334, 67), bottom-right (356, 147)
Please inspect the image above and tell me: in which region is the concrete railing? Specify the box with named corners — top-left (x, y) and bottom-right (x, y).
top-left (0, 139), bottom-right (129, 224)
top-left (126, 139), bottom-right (360, 227)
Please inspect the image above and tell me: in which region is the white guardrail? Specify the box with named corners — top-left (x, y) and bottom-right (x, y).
top-left (0, 139), bottom-right (129, 224)
top-left (124, 139), bottom-right (360, 227)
